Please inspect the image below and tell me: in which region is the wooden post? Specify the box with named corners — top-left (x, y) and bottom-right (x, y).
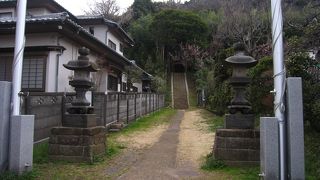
top-left (134, 93), bottom-right (137, 120)
top-left (126, 94), bottom-right (129, 124)
top-left (103, 94), bottom-right (107, 126)
top-left (117, 93), bottom-right (120, 122)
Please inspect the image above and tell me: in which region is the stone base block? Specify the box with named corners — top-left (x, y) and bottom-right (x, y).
top-left (62, 114), bottom-right (97, 128)
top-left (109, 122), bottom-right (126, 130)
top-left (49, 126), bottom-right (106, 163)
top-left (214, 129), bottom-right (260, 167)
top-left (225, 114), bottom-right (255, 129)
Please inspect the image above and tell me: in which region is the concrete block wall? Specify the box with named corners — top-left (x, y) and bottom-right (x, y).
top-left (22, 92), bottom-right (165, 143)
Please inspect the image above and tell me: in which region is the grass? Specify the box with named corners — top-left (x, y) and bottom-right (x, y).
top-left (305, 125), bottom-right (320, 179)
top-left (33, 142), bottom-right (49, 164)
top-left (0, 170), bottom-right (39, 180)
top-left (119, 107), bottom-right (176, 135)
top-left (200, 110), bottom-right (224, 133)
top-left (201, 153), bottom-right (260, 180)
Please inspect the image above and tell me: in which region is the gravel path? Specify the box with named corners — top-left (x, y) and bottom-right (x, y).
top-left (117, 110), bottom-right (189, 180)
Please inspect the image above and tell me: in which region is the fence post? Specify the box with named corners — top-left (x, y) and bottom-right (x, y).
top-left (61, 94), bottom-right (66, 126)
top-left (139, 93), bottom-right (142, 117)
top-left (157, 94), bottom-right (159, 110)
top-left (134, 93), bottom-right (137, 120)
top-left (145, 93), bottom-right (147, 114)
top-left (126, 94), bottom-right (129, 124)
top-left (103, 94), bottom-right (107, 126)
top-left (117, 93), bottom-right (120, 122)
top-left (152, 94), bottom-right (156, 112)
top-left (149, 93), bottom-right (151, 113)
top-left (23, 93), bottom-right (30, 115)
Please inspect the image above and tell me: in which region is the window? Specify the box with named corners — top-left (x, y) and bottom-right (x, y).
top-left (108, 75), bottom-right (118, 91)
top-left (89, 26), bottom-right (94, 35)
top-left (0, 12), bottom-right (13, 18)
top-left (120, 43), bottom-right (124, 53)
top-left (0, 56), bottom-right (12, 81)
top-left (108, 40), bottom-right (116, 51)
top-left (122, 82), bottom-right (127, 91)
top-left (21, 56), bottom-right (46, 91)
top-left (132, 86), bottom-right (138, 92)
top-left (0, 55), bottom-right (46, 91)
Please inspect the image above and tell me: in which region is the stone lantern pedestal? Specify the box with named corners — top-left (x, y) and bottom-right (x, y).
top-left (49, 48), bottom-right (106, 163)
top-left (213, 43), bottom-right (260, 166)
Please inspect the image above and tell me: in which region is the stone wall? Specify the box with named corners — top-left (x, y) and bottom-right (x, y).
top-left (21, 92), bottom-right (165, 143)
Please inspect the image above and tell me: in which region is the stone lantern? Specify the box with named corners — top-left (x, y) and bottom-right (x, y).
top-left (213, 43), bottom-right (260, 167)
top-left (225, 43), bottom-right (257, 129)
top-left (62, 47), bottom-right (98, 127)
top-left (49, 47), bottom-right (106, 163)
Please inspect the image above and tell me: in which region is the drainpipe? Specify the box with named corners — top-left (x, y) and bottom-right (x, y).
top-left (55, 36), bottom-right (63, 92)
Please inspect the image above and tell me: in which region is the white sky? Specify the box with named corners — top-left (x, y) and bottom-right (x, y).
top-left (55, 0), bottom-right (188, 15)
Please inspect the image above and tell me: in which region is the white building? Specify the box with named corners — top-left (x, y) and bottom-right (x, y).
top-left (0, 0), bottom-right (150, 93)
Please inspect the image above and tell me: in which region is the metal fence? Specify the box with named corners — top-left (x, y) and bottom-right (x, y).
top-left (21, 92), bottom-right (165, 142)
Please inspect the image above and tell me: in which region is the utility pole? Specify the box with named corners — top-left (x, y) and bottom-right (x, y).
top-left (270, 0), bottom-right (287, 179)
top-left (11, 0), bottom-right (27, 116)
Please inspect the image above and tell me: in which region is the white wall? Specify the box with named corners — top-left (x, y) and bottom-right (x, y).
top-left (133, 82), bottom-right (142, 92)
top-left (0, 32), bottom-right (105, 93)
top-left (46, 51), bottom-right (59, 92)
top-left (0, 8), bottom-right (15, 16)
top-left (83, 25), bottom-right (108, 44)
top-left (27, 8), bottom-right (52, 16)
top-left (0, 33), bottom-right (57, 48)
top-left (82, 24), bottom-right (124, 55)
top-left (107, 31), bottom-right (123, 55)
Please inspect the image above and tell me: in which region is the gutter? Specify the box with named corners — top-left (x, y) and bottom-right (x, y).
top-left (55, 36), bottom-right (64, 92)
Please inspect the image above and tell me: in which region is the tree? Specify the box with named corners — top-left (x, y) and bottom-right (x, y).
top-left (85, 0), bottom-right (120, 21)
top-left (131, 0), bottom-right (155, 20)
top-left (214, 0), bottom-right (271, 57)
top-left (150, 9), bottom-right (208, 51)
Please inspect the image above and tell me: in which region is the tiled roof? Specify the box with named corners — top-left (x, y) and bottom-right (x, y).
top-left (0, 12), bottom-right (132, 66)
top-left (0, 12), bottom-right (69, 23)
top-left (77, 15), bottom-right (134, 45)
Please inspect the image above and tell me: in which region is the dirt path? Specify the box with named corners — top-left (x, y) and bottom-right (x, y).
top-left (117, 110), bottom-right (185, 180)
top-left (102, 109), bottom-right (232, 180)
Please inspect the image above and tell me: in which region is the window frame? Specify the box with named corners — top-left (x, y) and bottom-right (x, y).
top-left (108, 39), bottom-right (117, 51)
top-left (89, 26), bottom-right (94, 35)
top-left (0, 12), bottom-right (13, 18)
top-left (21, 55), bottom-right (47, 92)
top-left (0, 56), bottom-right (13, 81)
top-left (122, 82), bottom-right (127, 92)
top-left (107, 75), bottom-right (118, 91)
top-left (120, 43), bottom-right (124, 53)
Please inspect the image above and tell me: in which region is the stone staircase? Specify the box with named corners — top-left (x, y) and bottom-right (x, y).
top-left (172, 73), bottom-right (189, 109)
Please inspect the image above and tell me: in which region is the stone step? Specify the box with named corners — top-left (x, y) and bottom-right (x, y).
top-left (108, 129), bottom-right (121, 133)
top-left (214, 136), bottom-right (260, 150)
top-left (216, 129), bottom-right (260, 138)
top-left (109, 122), bottom-right (125, 130)
top-left (223, 160), bottom-right (260, 167)
top-left (214, 148), bottom-right (260, 161)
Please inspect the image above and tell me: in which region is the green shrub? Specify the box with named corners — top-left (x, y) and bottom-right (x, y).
top-left (248, 56), bottom-right (274, 115)
top-left (201, 153), bottom-right (226, 170)
top-left (287, 52), bottom-right (320, 131)
top-left (207, 81), bottom-right (232, 115)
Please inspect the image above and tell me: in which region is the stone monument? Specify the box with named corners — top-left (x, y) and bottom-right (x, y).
top-left (49, 47), bottom-right (106, 163)
top-left (213, 43), bottom-right (260, 166)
